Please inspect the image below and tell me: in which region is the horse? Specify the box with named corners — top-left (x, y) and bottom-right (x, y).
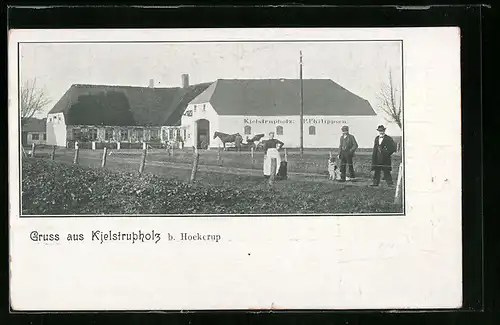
top-left (213, 131), bottom-right (242, 150)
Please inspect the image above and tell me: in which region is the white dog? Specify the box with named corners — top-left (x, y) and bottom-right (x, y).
top-left (328, 157), bottom-right (341, 181)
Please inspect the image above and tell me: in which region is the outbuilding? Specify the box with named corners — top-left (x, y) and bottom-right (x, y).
top-left (22, 118), bottom-right (47, 147)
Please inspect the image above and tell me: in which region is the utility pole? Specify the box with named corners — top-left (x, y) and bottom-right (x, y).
top-left (299, 50), bottom-right (304, 157)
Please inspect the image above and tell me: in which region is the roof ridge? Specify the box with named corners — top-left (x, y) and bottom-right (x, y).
top-left (216, 78), bottom-right (333, 81)
top-left (188, 80), bottom-right (218, 105)
top-left (71, 82), bottom-right (214, 89)
top-left (71, 83), bottom-right (182, 89)
top-left (210, 79), bottom-right (220, 102)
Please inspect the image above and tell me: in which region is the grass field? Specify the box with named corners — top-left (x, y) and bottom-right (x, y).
top-left (21, 155), bottom-right (403, 215)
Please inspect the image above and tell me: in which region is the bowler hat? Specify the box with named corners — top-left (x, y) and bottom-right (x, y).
top-left (376, 125), bottom-right (386, 131)
top-left (341, 125), bottom-right (349, 131)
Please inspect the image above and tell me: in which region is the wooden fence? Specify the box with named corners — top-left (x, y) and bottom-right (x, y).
top-left (23, 143), bottom-right (404, 203)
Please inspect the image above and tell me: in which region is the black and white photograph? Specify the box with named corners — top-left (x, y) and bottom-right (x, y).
top-left (9, 28), bottom-right (462, 311)
top-left (18, 39), bottom-right (404, 216)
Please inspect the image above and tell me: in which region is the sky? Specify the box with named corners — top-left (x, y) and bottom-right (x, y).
top-left (20, 41), bottom-right (402, 128)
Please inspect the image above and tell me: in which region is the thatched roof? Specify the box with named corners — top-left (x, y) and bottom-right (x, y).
top-left (49, 83), bottom-right (211, 126)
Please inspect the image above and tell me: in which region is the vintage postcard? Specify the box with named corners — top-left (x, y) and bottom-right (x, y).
top-left (9, 28), bottom-right (462, 310)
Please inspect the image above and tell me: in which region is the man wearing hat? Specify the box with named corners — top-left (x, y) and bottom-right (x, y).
top-left (338, 125), bottom-right (358, 182)
top-left (371, 125), bottom-right (397, 186)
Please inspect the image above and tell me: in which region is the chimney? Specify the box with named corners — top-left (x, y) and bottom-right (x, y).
top-left (181, 74), bottom-right (189, 88)
top-left (149, 79), bottom-right (154, 88)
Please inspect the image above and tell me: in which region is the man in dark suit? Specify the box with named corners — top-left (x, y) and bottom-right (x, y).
top-left (338, 125), bottom-right (358, 182)
top-left (371, 125), bottom-right (397, 186)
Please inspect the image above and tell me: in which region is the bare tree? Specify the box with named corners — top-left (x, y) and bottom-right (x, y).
top-left (377, 70), bottom-right (402, 129)
top-left (20, 78), bottom-right (51, 125)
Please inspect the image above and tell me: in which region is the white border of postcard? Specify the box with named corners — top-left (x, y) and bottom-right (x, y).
top-left (9, 28), bottom-right (462, 310)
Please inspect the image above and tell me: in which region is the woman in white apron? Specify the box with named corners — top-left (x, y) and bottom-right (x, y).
top-left (263, 132), bottom-right (284, 178)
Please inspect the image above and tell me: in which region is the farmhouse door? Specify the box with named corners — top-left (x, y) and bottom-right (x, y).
top-left (196, 119), bottom-right (210, 149)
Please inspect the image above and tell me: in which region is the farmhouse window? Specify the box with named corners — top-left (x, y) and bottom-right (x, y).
top-left (183, 129), bottom-right (187, 140)
top-left (150, 129), bottom-right (159, 140)
top-left (202, 104), bottom-right (206, 112)
top-left (136, 128), bottom-right (144, 141)
top-left (105, 128), bottom-right (114, 141)
top-left (43, 133), bottom-right (46, 140)
top-left (120, 129), bottom-right (128, 141)
top-left (89, 128), bottom-right (98, 141)
top-left (244, 125), bottom-right (252, 135)
top-left (80, 128), bottom-right (89, 141)
top-left (168, 129), bottom-right (174, 140)
top-left (276, 125), bottom-right (284, 135)
top-left (193, 105), bottom-right (197, 112)
top-left (31, 133), bottom-right (39, 140)
top-left (309, 126), bottom-right (316, 135)
top-left (72, 128), bottom-right (82, 140)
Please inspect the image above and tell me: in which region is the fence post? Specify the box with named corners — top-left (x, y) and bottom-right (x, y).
top-left (21, 144), bottom-right (28, 159)
top-left (217, 145), bottom-right (221, 165)
top-left (268, 158), bottom-right (277, 187)
top-left (190, 148), bottom-right (200, 183)
top-left (142, 142), bottom-right (147, 150)
top-left (30, 143), bottom-right (36, 158)
top-left (284, 148), bottom-right (288, 161)
top-left (101, 147), bottom-right (108, 168)
top-left (117, 141), bottom-right (121, 150)
top-left (73, 146), bottom-right (80, 165)
top-left (171, 143), bottom-right (175, 156)
top-left (394, 163), bottom-right (403, 205)
top-left (92, 141), bottom-right (96, 150)
top-left (139, 147), bottom-right (147, 173)
top-left (50, 145), bottom-right (56, 160)
top-left (251, 147), bottom-right (255, 167)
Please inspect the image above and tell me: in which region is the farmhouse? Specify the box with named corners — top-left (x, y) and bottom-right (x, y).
top-left (46, 75), bottom-right (211, 148)
top-left (45, 76), bottom-right (397, 150)
top-left (181, 79), bottom-right (389, 149)
top-left (22, 118), bottom-right (47, 147)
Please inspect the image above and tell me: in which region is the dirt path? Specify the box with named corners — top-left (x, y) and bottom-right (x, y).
top-left (150, 160), bottom-right (374, 186)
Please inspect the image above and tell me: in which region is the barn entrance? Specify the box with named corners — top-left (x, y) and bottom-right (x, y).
top-left (196, 119), bottom-right (210, 149)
